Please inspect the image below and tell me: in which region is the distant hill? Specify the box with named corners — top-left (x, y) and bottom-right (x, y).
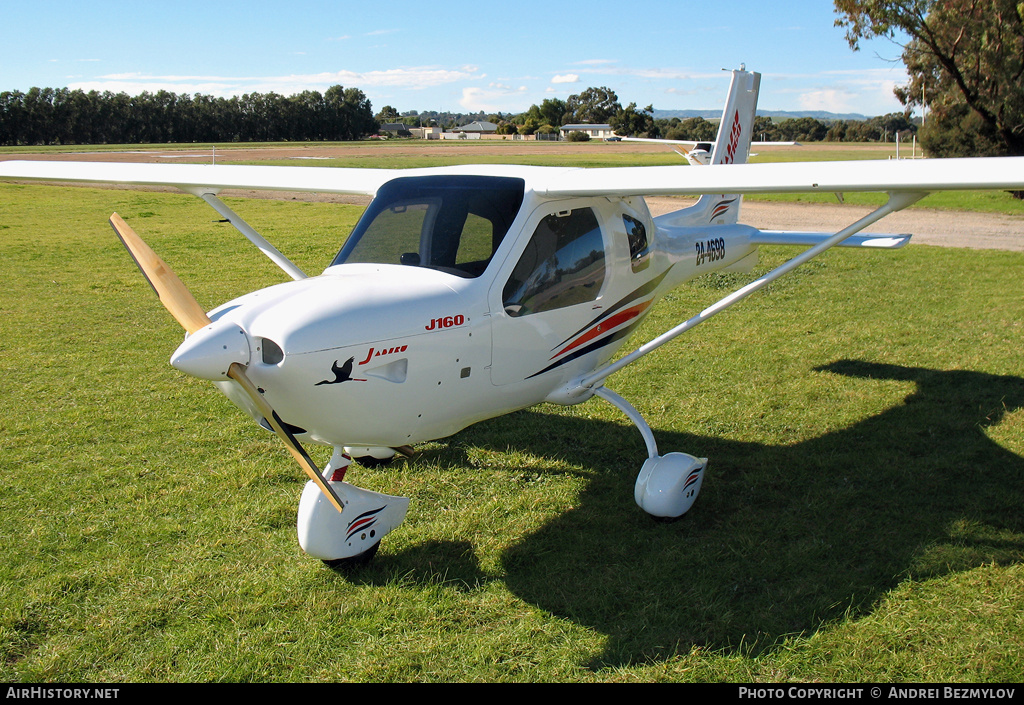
top-left (652, 108), bottom-right (871, 122)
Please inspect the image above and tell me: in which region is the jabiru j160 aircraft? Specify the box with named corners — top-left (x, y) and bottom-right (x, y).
top-left (3, 67), bottom-right (1024, 567)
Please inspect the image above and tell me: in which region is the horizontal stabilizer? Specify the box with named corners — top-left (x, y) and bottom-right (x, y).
top-left (752, 230), bottom-right (911, 249)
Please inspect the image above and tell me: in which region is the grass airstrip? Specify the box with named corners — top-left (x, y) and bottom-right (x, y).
top-left (0, 141), bottom-right (1022, 681)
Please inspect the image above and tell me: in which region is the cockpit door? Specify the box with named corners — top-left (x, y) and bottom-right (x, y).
top-left (489, 202), bottom-right (610, 386)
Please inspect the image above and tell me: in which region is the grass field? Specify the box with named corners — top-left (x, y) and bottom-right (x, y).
top-left (1, 159), bottom-right (1023, 682)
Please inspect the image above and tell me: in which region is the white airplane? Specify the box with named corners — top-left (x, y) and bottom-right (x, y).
top-left (622, 137), bottom-right (719, 165)
top-left (622, 137), bottom-right (800, 165)
top-left (3, 68), bottom-right (1024, 567)
top-left (614, 68), bottom-right (798, 167)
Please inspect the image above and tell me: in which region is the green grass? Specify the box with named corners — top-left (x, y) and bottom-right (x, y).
top-left (0, 182), bottom-right (1022, 682)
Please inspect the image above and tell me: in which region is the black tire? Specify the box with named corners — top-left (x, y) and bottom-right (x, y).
top-left (322, 540), bottom-right (380, 569)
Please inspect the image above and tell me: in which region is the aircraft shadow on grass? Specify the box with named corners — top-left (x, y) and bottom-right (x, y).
top-left (348, 360), bottom-right (1024, 668)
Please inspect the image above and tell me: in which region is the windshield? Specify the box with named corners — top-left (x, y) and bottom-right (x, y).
top-left (331, 175), bottom-right (525, 278)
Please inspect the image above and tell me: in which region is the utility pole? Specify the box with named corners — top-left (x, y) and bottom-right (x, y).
top-left (922, 83), bottom-right (926, 128)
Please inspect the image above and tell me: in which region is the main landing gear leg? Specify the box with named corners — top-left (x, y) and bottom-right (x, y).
top-left (594, 387), bottom-right (707, 520)
top-left (296, 447), bottom-right (410, 567)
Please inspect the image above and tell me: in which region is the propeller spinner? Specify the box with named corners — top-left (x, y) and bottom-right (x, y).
top-left (108, 213), bottom-right (345, 514)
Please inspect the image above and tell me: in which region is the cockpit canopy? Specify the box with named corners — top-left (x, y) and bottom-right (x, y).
top-left (331, 175), bottom-right (526, 278)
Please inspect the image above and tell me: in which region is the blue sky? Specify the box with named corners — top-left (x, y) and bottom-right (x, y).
top-left (1, 0), bottom-right (912, 117)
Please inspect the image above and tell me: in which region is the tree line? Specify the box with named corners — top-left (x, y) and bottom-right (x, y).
top-left (0, 85), bottom-right (379, 146)
top-left (467, 87), bottom-right (919, 144)
top-left (0, 81), bottom-right (923, 148)
top-left (646, 112), bottom-right (918, 143)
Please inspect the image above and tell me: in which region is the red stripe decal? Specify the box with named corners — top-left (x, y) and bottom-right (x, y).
top-left (552, 301), bottom-right (652, 359)
top-left (348, 517), bottom-right (375, 536)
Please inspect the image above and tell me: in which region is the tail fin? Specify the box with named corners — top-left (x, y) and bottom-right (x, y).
top-left (710, 67), bottom-right (760, 167)
top-left (696, 67), bottom-right (760, 224)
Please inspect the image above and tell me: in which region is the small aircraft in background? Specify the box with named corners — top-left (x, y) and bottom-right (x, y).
top-left (622, 136), bottom-right (800, 165)
top-left (2, 67), bottom-right (1023, 567)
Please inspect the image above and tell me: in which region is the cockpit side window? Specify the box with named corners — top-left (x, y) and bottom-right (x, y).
top-left (502, 207), bottom-right (605, 317)
top-left (331, 175), bottom-right (525, 278)
top-left (623, 214), bottom-right (651, 272)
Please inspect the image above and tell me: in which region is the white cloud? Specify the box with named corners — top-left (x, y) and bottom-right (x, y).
top-left (665, 85), bottom-right (720, 98)
top-left (798, 89), bottom-right (855, 113)
top-left (488, 82), bottom-right (524, 92)
top-left (551, 74), bottom-right (579, 84)
top-left (579, 66), bottom-right (719, 81)
top-left (70, 66), bottom-right (484, 97)
top-left (788, 68), bottom-right (906, 115)
top-left (460, 83), bottom-right (528, 113)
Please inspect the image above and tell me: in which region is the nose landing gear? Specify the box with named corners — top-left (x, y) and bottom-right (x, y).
top-left (297, 448), bottom-right (410, 567)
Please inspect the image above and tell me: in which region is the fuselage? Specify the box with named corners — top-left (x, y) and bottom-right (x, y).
top-left (187, 167), bottom-right (758, 448)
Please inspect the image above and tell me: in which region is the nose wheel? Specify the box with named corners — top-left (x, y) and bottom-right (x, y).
top-left (322, 540), bottom-right (380, 569)
top-left (297, 448), bottom-right (411, 565)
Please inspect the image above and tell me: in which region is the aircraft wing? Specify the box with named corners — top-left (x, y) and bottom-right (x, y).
top-left (4, 156), bottom-right (1023, 200)
top-left (539, 156), bottom-right (1024, 198)
top-left (0, 160), bottom-right (396, 196)
top-left (0, 159), bottom-right (412, 281)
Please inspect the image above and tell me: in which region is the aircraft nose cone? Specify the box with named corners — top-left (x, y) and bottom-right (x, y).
top-left (170, 319), bottom-right (251, 380)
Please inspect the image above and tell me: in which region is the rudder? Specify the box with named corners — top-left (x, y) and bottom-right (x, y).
top-left (711, 67), bottom-right (760, 167)
top-left (695, 67), bottom-right (760, 225)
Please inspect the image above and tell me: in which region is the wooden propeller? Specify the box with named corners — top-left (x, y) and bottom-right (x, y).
top-left (109, 213), bottom-right (345, 513)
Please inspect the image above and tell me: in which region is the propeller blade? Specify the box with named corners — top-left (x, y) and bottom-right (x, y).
top-left (227, 363), bottom-right (346, 514)
top-left (110, 213), bottom-right (344, 514)
top-left (109, 213), bottom-right (211, 334)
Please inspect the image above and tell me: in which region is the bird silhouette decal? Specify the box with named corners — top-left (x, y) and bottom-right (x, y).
top-left (315, 357), bottom-right (365, 385)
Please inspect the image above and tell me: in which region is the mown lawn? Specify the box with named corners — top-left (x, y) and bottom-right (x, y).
top-left (0, 180), bottom-right (1021, 682)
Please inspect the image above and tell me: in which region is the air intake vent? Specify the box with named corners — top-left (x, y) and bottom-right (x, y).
top-left (261, 338), bottom-right (284, 365)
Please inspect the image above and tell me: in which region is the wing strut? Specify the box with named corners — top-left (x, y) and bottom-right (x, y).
top-left (575, 190), bottom-right (928, 393)
top-left (187, 190), bottom-right (308, 281)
